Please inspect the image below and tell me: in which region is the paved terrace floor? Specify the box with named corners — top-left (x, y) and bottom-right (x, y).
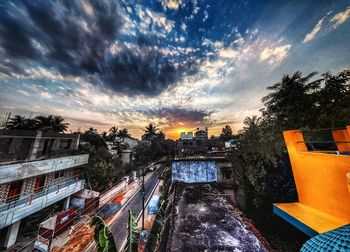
top-left (168, 184), bottom-right (269, 252)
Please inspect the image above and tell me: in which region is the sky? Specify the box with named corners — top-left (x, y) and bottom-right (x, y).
top-left (0, 0), bottom-right (350, 139)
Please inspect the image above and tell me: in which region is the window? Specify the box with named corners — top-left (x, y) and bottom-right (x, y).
top-left (54, 170), bottom-right (65, 179)
top-left (34, 175), bottom-right (46, 193)
top-left (7, 181), bottom-right (23, 202)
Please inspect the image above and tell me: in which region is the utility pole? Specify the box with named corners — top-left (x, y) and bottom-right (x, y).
top-left (141, 165), bottom-right (145, 230)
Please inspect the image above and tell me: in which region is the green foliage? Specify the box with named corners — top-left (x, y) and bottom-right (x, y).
top-left (81, 127), bottom-right (108, 150)
top-left (80, 127), bottom-right (124, 191)
top-left (145, 169), bottom-right (171, 252)
top-left (233, 69), bottom-right (350, 249)
top-left (3, 114), bottom-right (68, 132)
top-left (145, 199), bottom-right (168, 252)
top-left (135, 124), bottom-right (174, 165)
top-left (108, 126), bottom-right (119, 141)
top-left (91, 216), bottom-right (117, 252)
top-left (117, 128), bottom-right (130, 138)
top-left (142, 123), bottom-right (159, 141)
top-left (220, 125), bottom-right (233, 141)
top-left (126, 209), bottom-right (139, 252)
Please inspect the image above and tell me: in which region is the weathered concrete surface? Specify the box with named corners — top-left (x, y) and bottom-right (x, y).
top-left (0, 154), bottom-right (88, 184)
top-left (169, 184), bottom-right (269, 252)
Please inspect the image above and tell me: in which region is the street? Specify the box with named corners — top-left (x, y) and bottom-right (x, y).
top-left (109, 166), bottom-right (163, 250)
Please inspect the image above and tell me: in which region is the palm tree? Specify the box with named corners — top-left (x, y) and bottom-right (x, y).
top-left (261, 71), bottom-right (321, 129)
top-left (35, 115), bottom-right (53, 132)
top-left (143, 123), bottom-right (158, 141)
top-left (108, 126), bottom-right (118, 141)
top-left (4, 115), bottom-right (28, 130)
top-left (243, 116), bottom-right (261, 139)
top-left (220, 125), bottom-right (233, 141)
top-left (117, 128), bottom-right (130, 138)
top-left (51, 115), bottom-right (68, 132)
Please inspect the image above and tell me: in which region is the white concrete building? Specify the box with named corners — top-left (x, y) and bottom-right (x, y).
top-left (0, 130), bottom-right (88, 249)
top-left (115, 136), bottom-right (139, 164)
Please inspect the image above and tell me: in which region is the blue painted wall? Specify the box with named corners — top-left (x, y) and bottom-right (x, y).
top-left (171, 161), bottom-right (217, 183)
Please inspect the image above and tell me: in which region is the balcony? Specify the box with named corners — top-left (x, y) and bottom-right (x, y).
top-left (0, 179), bottom-right (85, 229)
top-left (274, 127), bottom-right (350, 236)
top-left (0, 154), bottom-right (89, 184)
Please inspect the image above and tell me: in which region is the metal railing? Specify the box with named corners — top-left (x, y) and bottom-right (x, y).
top-left (0, 176), bottom-right (81, 213)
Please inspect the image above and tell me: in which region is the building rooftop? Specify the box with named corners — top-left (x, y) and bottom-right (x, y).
top-left (168, 184), bottom-right (269, 251)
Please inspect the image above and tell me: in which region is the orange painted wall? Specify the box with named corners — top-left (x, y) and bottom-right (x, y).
top-left (283, 129), bottom-right (350, 222)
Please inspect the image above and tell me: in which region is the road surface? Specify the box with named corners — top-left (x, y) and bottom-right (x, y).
top-left (109, 166), bottom-right (163, 250)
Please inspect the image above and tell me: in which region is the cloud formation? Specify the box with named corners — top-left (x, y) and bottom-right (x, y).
top-left (303, 16), bottom-right (326, 43)
top-left (259, 44), bottom-right (291, 68)
top-left (331, 6), bottom-right (350, 29)
top-left (0, 0), bottom-right (197, 96)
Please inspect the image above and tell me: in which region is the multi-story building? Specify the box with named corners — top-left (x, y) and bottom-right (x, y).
top-left (194, 127), bottom-right (208, 142)
top-left (180, 131), bottom-right (193, 140)
top-left (0, 130), bottom-right (89, 249)
top-left (176, 128), bottom-right (209, 157)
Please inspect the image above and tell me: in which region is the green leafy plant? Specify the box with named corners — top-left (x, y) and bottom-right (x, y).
top-left (126, 209), bottom-right (140, 252)
top-left (91, 216), bottom-right (117, 252)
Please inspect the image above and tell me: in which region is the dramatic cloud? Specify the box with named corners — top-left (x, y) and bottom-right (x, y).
top-left (1, 0), bottom-right (350, 138)
top-left (161, 0), bottom-right (183, 10)
top-left (0, 0), bottom-right (198, 96)
top-left (259, 44), bottom-right (291, 68)
top-left (303, 16), bottom-right (326, 43)
top-left (331, 6), bottom-right (350, 29)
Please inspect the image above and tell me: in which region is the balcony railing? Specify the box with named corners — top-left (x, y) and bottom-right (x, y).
top-left (0, 179), bottom-right (85, 229)
top-left (0, 154), bottom-right (89, 184)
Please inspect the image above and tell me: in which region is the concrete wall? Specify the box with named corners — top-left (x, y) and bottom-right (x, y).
top-left (0, 179), bottom-right (85, 229)
top-left (172, 161), bottom-right (217, 183)
top-left (0, 154), bottom-right (88, 184)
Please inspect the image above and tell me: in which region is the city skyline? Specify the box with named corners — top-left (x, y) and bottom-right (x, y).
top-left (1, 0), bottom-right (350, 139)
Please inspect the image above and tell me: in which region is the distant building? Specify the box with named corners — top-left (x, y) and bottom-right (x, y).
top-left (224, 139), bottom-right (238, 150)
top-left (0, 130), bottom-right (88, 249)
top-left (116, 136), bottom-right (139, 150)
top-left (115, 136), bottom-right (139, 164)
top-left (175, 127), bottom-right (209, 157)
top-left (180, 132), bottom-right (193, 140)
top-left (194, 127), bottom-right (208, 141)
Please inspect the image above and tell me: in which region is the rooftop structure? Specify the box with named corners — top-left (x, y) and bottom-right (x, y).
top-left (274, 126), bottom-right (350, 237)
top-left (175, 128), bottom-right (209, 157)
top-left (167, 184), bottom-right (269, 251)
top-left (180, 131), bottom-right (193, 140)
top-left (0, 130), bottom-right (89, 249)
top-left (194, 127), bottom-right (208, 141)
top-left (115, 135), bottom-right (139, 164)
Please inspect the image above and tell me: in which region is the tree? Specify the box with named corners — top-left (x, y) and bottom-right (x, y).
top-left (317, 69), bottom-right (350, 128)
top-left (35, 115), bottom-right (54, 131)
top-left (108, 126), bottom-right (118, 141)
top-left (50, 115), bottom-right (68, 132)
top-left (101, 131), bottom-right (108, 140)
top-left (81, 128), bottom-right (107, 150)
top-left (117, 128), bottom-right (130, 138)
top-left (4, 114), bottom-right (68, 132)
top-left (261, 71), bottom-right (321, 130)
top-left (4, 115), bottom-right (29, 130)
top-left (220, 125), bottom-right (233, 141)
top-left (91, 216), bottom-right (117, 252)
top-left (143, 123), bottom-right (158, 141)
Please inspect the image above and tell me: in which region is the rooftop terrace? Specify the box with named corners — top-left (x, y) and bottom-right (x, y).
top-left (167, 184), bottom-right (269, 251)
